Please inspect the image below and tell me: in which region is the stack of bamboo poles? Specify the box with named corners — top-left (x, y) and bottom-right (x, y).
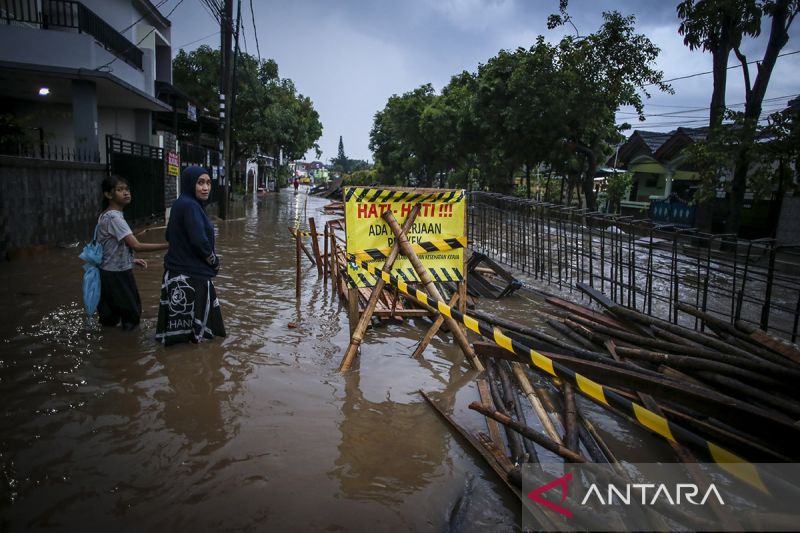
top-left (461, 281), bottom-right (800, 470)
top-left (417, 281), bottom-right (800, 529)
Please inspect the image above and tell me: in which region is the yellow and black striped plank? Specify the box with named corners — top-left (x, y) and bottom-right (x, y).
top-left (348, 257), bottom-right (783, 496)
top-left (344, 187), bottom-right (465, 205)
top-left (350, 236), bottom-right (466, 261)
top-left (345, 266), bottom-right (463, 287)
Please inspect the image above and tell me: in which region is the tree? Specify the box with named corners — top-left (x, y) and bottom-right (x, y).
top-left (678, 0), bottom-right (799, 234)
top-left (172, 45), bottom-right (322, 168)
top-left (331, 135), bottom-right (351, 173)
top-left (678, 0), bottom-right (762, 128)
top-left (605, 171), bottom-right (633, 213)
top-left (549, 7), bottom-right (671, 210)
top-left (369, 84), bottom-right (439, 186)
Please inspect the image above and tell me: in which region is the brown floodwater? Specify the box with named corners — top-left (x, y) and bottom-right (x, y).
top-left (0, 188), bottom-right (665, 531)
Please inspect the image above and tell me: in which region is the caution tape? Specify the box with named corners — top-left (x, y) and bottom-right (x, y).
top-left (294, 230), bottom-right (320, 237)
top-left (349, 235), bottom-right (467, 261)
top-left (344, 187), bottom-right (465, 205)
top-left (347, 256), bottom-right (777, 495)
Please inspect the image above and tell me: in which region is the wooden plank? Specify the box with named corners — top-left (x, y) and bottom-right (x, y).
top-left (476, 378), bottom-right (505, 450)
top-left (545, 296), bottom-right (628, 331)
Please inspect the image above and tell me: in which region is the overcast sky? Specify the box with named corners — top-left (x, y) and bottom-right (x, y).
top-left (166, 0), bottom-right (800, 163)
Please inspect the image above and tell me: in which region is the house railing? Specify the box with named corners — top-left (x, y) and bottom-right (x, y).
top-left (0, 141), bottom-right (100, 163)
top-left (1, 0), bottom-right (143, 70)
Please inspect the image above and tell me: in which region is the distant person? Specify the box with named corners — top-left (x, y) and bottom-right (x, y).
top-left (156, 166), bottom-right (226, 346)
top-left (96, 175), bottom-right (168, 330)
top-left (293, 177), bottom-right (300, 192)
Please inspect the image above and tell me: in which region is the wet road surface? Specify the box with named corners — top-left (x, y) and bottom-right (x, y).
top-left (0, 188), bottom-right (662, 531)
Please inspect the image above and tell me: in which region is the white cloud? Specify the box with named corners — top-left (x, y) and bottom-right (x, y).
top-left (426, 0), bottom-right (517, 32)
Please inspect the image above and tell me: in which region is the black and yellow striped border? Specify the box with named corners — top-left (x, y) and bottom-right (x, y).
top-left (344, 187), bottom-right (465, 204)
top-left (350, 235), bottom-right (466, 261)
top-left (348, 256), bottom-right (776, 495)
top-left (345, 266), bottom-right (463, 287)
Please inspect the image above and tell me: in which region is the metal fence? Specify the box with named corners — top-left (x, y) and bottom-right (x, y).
top-left (0, 141), bottom-right (99, 162)
top-left (468, 192), bottom-right (800, 341)
top-left (106, 136), bottom-right (165, 225)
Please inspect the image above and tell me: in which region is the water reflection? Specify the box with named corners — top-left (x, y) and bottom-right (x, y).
top-left (156, 350), bottom-right (229, 453)
top-left (331, 350), bottom-right (478, 504)
top-left (0, 190), bottom-right (523, 530)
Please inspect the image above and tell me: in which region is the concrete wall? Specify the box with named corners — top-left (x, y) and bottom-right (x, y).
top-left (0, 156), bottom-right (105, 258)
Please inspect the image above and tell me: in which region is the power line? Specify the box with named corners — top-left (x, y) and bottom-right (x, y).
top-left (117, 0), bottom-right (171, 34)
top-left (617, 94), bottom-right (799, 120)
top-left (249, 0), bottom-right (261, 64)
top-left (95, 0), bottom-right (187, 72)
top-left (648, 50), bottom-right (800, 86)
top-left (240, 17), bottom-right (248, 55)
top-left (176, 30), bottom-right (221, 49)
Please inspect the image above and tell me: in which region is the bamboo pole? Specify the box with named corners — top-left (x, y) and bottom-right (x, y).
top-left (338, 205), bottom-right (420, 372)
top-left (323, 222), bottom-right (329, 284)
top-left (736, 319), bottom-right (800, 365)
top-left (468, 402), bottom-right (587, 463)
top-left (605, 340), bottom-right (741, 530)
top-left (412, 292), bottom-right (460, 358)
top-left (486, 358), bottom-right (525, 463)
top-left (613, 346), bottom-right (796, 387)
top-left (295, 230), bottom-right (301, 299)
top-left (569, 314), bottom-right (778, 366)
top-left (347, 287), bottom-right (359, 337)
top-left (612, 304), bottom-right (782, 365)
top-left (498, 360), bottom-right (537, 462)
top-left (288, 226), bottom-right (316, 265)
top-left (676, 303), bottom-right (795, 368)
top-left (562, 382), bottom-right (579, 454)
top-left (382, 210), bottom-right (483, 371)
top-left (330, 228), bottom-right (339, 289)
top-left (308, 217), bottom-right (323, 275)
top-left (476, 378), bottom-right (505, 449)
top-left (511, 362), bottom-right (562, 444)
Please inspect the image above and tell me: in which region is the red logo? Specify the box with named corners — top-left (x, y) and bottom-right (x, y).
top-left (527, 472), bottom-right (573, 518)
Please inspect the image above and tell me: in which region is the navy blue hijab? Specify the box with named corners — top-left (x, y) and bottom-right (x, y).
top-left (180, 165), bottom-right (210, 203)
top-left (164, 165), bottom-right (216, 279)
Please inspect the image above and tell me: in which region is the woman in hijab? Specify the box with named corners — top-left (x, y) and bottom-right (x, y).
top-left (156, 166), bottom-right (226, 345)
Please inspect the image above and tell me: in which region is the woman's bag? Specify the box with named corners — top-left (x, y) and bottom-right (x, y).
top-left (79, 225), bottom-right (103, 317)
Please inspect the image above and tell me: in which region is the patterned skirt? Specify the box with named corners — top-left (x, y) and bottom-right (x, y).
top-left (155, 270), bottom-right (226, 346)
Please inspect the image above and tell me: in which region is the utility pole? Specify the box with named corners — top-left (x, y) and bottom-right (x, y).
top-left (218, 0), bottom-right (233, 219)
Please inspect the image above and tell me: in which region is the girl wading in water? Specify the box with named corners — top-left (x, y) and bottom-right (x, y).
top-left (156, 166), bottom-right (226, 345)
top-left (97, 175), bottom-right (168, 330)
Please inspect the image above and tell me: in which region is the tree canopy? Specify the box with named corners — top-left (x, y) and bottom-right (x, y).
top-left (368, 7), bottom-right (669, 208)
top-left (677, 0), bottom-right (798, 234)
top-left (172, 45), bottom-right (322, 164)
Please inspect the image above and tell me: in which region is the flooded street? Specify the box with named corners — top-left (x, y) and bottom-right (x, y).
top-left (0, 189), bottom-right (666, 531)
top-left (1, 189), bottom-right (521, 531)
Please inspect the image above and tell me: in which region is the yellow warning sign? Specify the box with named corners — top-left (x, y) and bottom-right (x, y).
top-left (344, 187), bottom-right (466, 287)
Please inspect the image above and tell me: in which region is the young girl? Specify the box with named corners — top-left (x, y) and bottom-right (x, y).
top-left (97, 175), bottom-right (168, 330)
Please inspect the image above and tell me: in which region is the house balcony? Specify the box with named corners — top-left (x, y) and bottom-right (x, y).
top-left (1, 0), bottom-right (143, 70)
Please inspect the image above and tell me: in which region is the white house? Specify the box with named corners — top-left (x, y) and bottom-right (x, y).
top-left (0, 0), bottom-right (173, 162)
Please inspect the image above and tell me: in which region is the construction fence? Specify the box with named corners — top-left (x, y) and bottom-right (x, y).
top-left (468, 192), bottom-right (800, 341)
